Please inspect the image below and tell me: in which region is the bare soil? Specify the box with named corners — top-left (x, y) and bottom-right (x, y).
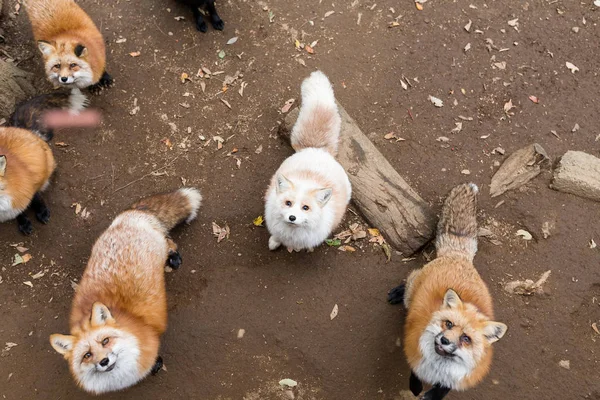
top-left (1, 0), bottom-right (599, 399)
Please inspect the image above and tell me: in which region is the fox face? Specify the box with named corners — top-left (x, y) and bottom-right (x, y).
top-left (38, 41), bottom-right (94, 89)
top-left (416, 289), bottom-right (507, 388)
top-left (274, 174), bottom-right (333, 229)
top-left (50, 303), bottom-right (145, 394)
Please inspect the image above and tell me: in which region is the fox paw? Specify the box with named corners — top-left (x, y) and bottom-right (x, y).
top-left (35, 207), bottom-right (50, 224)
top-left (151, 356), bottom-right (163, 375)
top-left (268, 236), bottom-right (281, 251)
top-left (167, 251), bottom-right (182, 270)
top-left (211, 17), bottom-right (224, 30)
top-left (18, 219), bottom-right (33, 235)
top-left (196, 19), bottom-right (208, 32)
top-left (387, 284), bottom-right (406, 305)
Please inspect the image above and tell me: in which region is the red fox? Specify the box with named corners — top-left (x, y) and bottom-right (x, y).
top-left (0, 127), bottom-right (56, 234)
top-left (50, 188), bottom-right (202, 394)
top-left (25, 0), bottom-right (113, 90)
top-left (388, 183), bottom-right (507, 400)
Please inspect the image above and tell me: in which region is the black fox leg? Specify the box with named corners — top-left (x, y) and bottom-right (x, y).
top-left (387, 284), bottom-right (406, 305)
top-left (205, 0), bottom-right (224, 30)
top-left (409, 371), bottom-right (423, 396)
top-left (167, 250), bottom-right (182, 270)
top-left (99, 71), bottom-right (113, 87)
top-left (192, 6), bottom-right (208, 32)
top-left (151, 356), bottom-right (163, 375)
top-left (422, 384), bottom-right (451, 400)
top-left (17, 213), bottom-right (33, 235)
top-left (89, 71), bottom-right (113, 94)
top-left (31, 192), bottom-right (50, 224)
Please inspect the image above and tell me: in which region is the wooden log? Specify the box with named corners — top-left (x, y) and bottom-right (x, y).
top-left (279, 105), bottom-right (436, 255)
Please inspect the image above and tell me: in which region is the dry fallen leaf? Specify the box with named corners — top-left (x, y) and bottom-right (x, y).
top-left (565, 62), bottom-right (579, 73)
top-left (503, 99), bottom-right (515, 113)
top-left (212, 222), bottom-right (230, 243)
top-left (281, 98), bottom-right (295, 113)
top-left (338, 245), bottom-right (356, 252)
top-left (23, 281), bottom-right (33, 288)
top-left (504, 270), bottom-right (551, 295)
top-left (129, 51), bottom-right (141, 57)
top-left (464, 20), bottom-right (472, 32)
top-left (572, 123), bottom-right (580, 133)
top-left (381, 243), bottom-right (392, 262)
top-left (528, 95), bottom-right (539, 104)
top-left (384, 132), bottom-right (396, 140)
top-left (330, 304), bottom-right (338, 320)
top-left (415, 2), bottom-right (423, 10)
top-left (226, 37), bottom-right (238, 45)
top-left (516, 229), bottom-right (533, 240)
top-left (21, 254), bottom-right (32, 263)
top-left (558, 360), bottom-right (570, 370)
top-left (451, 122), bottom-right (463, 133)
top-left (592, 322), bottom-right (600, 335)
top-left (305, 45), bottom-right (315, 54)
top-left (253, 215), bottom-right (264, 227)
top-left (161, 138), bottom-right (173, 150)
top-left (279, 379), bottom-right (298, 388)
top-left (590, 239), bottom-right (597, 249)
top-left (180, 72), bottom-right (189, 83)
top-left (221, 99), bottom-right (232, 109)
top-left (324, 10), bottom-right (335, 18)
top-left (428, 95), bottom-right (444, 107)
top-left (368, 228), bottom-right (380, 237)
top-left (489, 143), bottom-right (549, 197)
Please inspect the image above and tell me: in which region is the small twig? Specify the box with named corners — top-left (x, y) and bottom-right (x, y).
top-left (153, 20), bottom-right (169, 37)
top-left (113, 154), bottom-right (181, 193)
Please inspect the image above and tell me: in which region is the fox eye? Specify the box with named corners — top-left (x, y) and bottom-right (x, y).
top-left (445, 320), bottom-right (453, 330)
top-left (102, 337), bottom-right (109, 346)
top-left (83, 352), bottom-right (92, 360)
top-left (70, 63), bottom-right (77, 68)
top-left (53, 64), bottom-right (60, 69)
top-left (460, 334), bottom-right (471, 345)
top-left (302, 205), bottom-right (310, 211)
top-left (285, 201), bottom-right (292, 207)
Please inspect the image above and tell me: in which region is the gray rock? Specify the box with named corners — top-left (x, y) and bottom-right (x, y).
top-left (551, 151), bottom-right (600, 202)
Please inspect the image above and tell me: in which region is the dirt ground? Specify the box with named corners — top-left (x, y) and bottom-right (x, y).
top-left (1, 0), bottom-right (599, 399)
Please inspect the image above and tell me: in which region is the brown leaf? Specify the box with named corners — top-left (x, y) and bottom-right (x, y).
top-left (281, 98), bottom-right (295, 113)
top-left (384, 132), bottom-right (396, 140)
top-left (221, 99), bottom-right (232, 109)
top-left (212, 222), bottom-right (230, 243)
top-left (338, 245), bottom-right (356, 252)
top-left (129, 51), bottom-right (141, 57)
top-left (528, 95), bottom-right (539, 104)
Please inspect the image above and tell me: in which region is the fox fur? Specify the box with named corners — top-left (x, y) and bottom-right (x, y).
top-left (10, 88), bottom-right (88, 141)
top-left (390, 183), bottom-right (507, 399)
top-left (265, 71), bottom-right (351, 252)
top-left (50, 188), bottom-right (202, 394)
top-left (25, 0), bottom-right (111, 89)
top-left (0, 127), bottom-right (55, 233)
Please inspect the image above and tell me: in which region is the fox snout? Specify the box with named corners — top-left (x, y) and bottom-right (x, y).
top-left (96, 354), bottom-right (116, 372)
top-left (435, 333), bottom-right (457, 356)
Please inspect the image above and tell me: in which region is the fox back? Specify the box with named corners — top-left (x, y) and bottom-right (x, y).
top-left (26, 0), bottom-right (106, 88)
top-left (403, 184), bottom-right (507, 393)
top-left (0, 127), bottom-right (55, 221)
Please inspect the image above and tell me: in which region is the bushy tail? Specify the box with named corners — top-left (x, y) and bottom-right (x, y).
top-left (10, 88), bottom-right (88, 142)
top-left (290, 71), bottom-right (341, 156)
top-left (131, 188), bottom-right (202, 231)
top-left (435, 183), bottom-right (479, 262)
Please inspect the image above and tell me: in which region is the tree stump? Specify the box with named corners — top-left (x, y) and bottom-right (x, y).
top-left (279, 105), bottom-right (436, 255)
top-left (0, 60), bottom-right (35, 120)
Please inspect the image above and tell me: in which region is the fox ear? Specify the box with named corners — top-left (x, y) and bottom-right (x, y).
top-left (37, 41), bottom-right (55, 56)
top-left (74, 44), bottom-right (87, 58)
top-left (90, 302), bottom-right (115, 327)
top-left (483, 321), bottom-right (507, 344)
top-left (315, 188), bottom-right (333, 206)
top-left (276, 174), bottom-right (293, 194)
top-left (50, 334), bottom-right (75, 355)
top-left (0, 155), bottom-right (6, 177)
top-left (442, 289), bottom-right (462, 309)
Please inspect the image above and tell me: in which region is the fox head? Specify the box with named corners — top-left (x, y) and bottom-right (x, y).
top-left (420, 289), bottom-right (507, 377)
top-left (37, 41), bottom-right (94, 89)
top-left (274, 174), bottom-right (333, 228)
top-left (50, 302), bottom-right (153, 394)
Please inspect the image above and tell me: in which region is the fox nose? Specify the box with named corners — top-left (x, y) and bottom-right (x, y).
top-left (288, 215), bottom-right (296, 222)
top-left (60, 76), bottom-right (68, 83)
top-left (99, 358), bottom-right (110, 367)
top-left (440, 336), bottom-right (450, 345)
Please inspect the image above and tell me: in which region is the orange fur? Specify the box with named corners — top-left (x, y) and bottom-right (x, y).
top-left (404, 257), bottom-right (495, 389)
top-left (50, 189), bottom-right (201, 393)
top-left (26, 0), bottom-right (106, 83)
top-left (0, 127), bottom-right (55, 210)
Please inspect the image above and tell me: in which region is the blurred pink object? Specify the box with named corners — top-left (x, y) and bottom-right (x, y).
top-left (42, 109), bottom-right (102, 129)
